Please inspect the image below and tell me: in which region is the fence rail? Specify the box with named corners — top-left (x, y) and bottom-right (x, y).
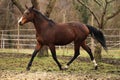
top-left (0, 28), bottom-right (120, 50)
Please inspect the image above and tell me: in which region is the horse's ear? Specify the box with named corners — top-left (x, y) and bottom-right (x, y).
top-left (25, 5), bottom-right (28, 9)
top-left (31, 5), bottom-right (34, 9)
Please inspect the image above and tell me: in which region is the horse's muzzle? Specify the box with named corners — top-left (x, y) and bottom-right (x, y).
top-left (18, 22), bottom-right (23, 26)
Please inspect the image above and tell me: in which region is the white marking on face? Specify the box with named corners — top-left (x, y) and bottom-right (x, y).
top-left (18, 17), bottom-right (23, 24)
top-left (25, 10), bottom-right (30, 13)
top-left (93, 59), bottom-right (97, 66)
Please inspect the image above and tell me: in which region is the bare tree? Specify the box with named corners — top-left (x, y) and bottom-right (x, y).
top-left (77, 0), bottom-right (120, 28)
top-left (77, 0), bottom-right (120, 61)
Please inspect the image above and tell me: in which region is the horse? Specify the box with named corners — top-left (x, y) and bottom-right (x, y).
top-left (18, 6), bottom-right (107, 71)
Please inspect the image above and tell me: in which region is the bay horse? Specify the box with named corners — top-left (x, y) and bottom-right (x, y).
top-left (18, 6), bottom-right (107, 70)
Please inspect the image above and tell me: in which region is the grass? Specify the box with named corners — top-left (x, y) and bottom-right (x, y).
top-left (0, 57), bottom-right (120, 80)
top-left (0, 55), bottom-right (119, 72)
top-left (0, 48), bottom-right (34, 54)
top-left (0, 49), bottom-right (120, 79)
top-left (0, 48), bottom-right (120, 59)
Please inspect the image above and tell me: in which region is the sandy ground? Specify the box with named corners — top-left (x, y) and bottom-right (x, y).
top-left (0, 70), bottom-right (120, 80)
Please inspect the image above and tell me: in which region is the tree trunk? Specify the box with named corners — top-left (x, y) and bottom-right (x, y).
top-left (90, 14), bottom-right (102, 61)
top-left (37, 47), bottom-right (49, 57)
top-left (31, 0), bottom-right (39, 10)
top-left (44, 0), bottom-right (56, 17)
top-left (94, 42), bottom-right (102, 62)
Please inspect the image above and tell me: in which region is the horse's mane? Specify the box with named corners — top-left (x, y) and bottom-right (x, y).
top-left (33, 9), bottom-right (55, 24)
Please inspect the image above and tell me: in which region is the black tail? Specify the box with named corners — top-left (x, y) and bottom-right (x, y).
top-left (86, 25), bottom-right (107, 51)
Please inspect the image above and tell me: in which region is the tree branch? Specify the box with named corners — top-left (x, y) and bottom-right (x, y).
top-left (94, 0), bottom-right (101, 6)
top-left (31, 0), bottom-right (39, 10)
top-left (11, 0), bottom-right (24, 14)
top-left (100, 0), bottom-right (108, 28)
top-left (44, 0), bottom-right (56, 17)
top-left (106, 7), bottom-right (120, 20)
top-left (77, 0), bottom-right (100, 26)
top-left (107, 0), bottom-right (116, 4)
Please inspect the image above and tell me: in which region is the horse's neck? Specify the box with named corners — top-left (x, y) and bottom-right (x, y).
top-left (33, 12), bottom-right (55, 35)
top-left (33, 16), bottom-right (51, 36)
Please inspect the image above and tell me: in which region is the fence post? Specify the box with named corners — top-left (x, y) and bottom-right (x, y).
top-left (1, 30), bottom-right (5, 49)
top-left (119, 30), bottom-right (120, 48)
top-left (3, 37), bottom-right (5, 49)
top-left (91, 15), bottom-right (95, 52)
top-left (0, 40), bottom-right (1, 48)
top-left (17, 24), bottom-right (20, 52)
top-left (1, 30), bottom-right (3, 48)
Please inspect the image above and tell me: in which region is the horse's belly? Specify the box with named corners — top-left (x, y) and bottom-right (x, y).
top-left (54, 29), bottom-right (75, 45)
top-left (55, 40), bottom-right (73, 45)
top-left (54, 36), bottom-right (74, 45)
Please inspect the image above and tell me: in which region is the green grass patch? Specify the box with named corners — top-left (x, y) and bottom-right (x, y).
top-left (0, 48), bottom-right (34, 54)
top-left (0, 49), bottom-right (119, 79)
top-left (0, 52), bottom-right (119, 75)
top-left (0, 48), bottom-right (119, 59)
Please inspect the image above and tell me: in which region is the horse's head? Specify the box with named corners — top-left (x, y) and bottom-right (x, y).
top-left (18, 6), bottom-right (35, 26)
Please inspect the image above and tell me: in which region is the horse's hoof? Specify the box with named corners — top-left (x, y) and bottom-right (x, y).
top-left (26, 67), bottom-right (30, 71)
top-left (95, 66), bottom-right (98, 70)
top-left (64, 65), bottom-right (69, 69)
top-left (63, 68), bottom-right (68, 70)
top-left (60, 68), bottom-right (63, 70)
top-left (61, 65), bottom-right (69, 70)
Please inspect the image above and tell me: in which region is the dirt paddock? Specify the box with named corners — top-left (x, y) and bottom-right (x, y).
top-left (1, 70), bottom-right (120, 80)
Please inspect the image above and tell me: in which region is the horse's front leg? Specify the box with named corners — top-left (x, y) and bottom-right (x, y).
top-left (26, 43), bottom-right (42, 71)
top-left (49, 44), bottom-right (62, 70)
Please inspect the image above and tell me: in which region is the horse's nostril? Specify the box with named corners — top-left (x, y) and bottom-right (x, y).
top-left (19, 22), bottom-right (21, 25)
top-left (19, 22), bottom-right (23, 26)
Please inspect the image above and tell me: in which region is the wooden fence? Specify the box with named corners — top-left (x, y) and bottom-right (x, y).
top-left (0, 28), bottom-right (120, 50)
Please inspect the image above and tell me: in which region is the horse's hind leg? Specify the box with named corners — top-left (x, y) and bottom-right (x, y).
top-left (66, 43), bottom-right (80, 68)
top-left (81, 41), bottom-right (98, 70)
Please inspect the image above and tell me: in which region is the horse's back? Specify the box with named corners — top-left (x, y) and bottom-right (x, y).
top-left (57, 22), bottom-right (89, 36)
top-left (66, 22), bottom-right (89, 42)
top-left (52, 22), bottom-right (89, 45)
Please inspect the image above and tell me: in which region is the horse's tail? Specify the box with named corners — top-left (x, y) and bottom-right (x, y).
top-left (86, 25), bottom-right (107, 51)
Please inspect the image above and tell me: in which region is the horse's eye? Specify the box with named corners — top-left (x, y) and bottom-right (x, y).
top-left (26, 12), bottom-right (29, 15)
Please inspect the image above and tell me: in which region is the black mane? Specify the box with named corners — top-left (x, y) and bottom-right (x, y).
top-left (33, 8), bottom-right (55, 24)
